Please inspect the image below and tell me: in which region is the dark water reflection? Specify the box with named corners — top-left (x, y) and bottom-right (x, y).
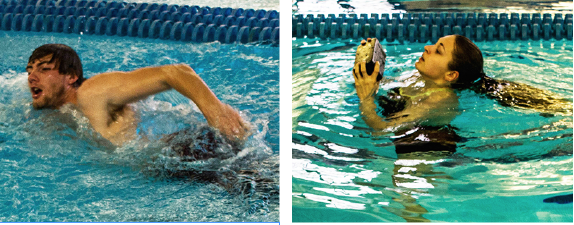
top-left (293, 0), bottom-right (572, 15)
top-left (389, 0), bottom-right (572, 13)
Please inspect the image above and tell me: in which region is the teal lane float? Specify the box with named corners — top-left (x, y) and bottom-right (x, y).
top-left (293, 12), bottom-right (572, 42)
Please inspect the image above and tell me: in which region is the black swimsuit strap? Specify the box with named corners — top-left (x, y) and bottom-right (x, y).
top-left (377, 87), bottom-right (409, 117)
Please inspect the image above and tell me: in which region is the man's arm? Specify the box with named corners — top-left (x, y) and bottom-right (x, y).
top-left (76, 64), bottom-right (249, 143)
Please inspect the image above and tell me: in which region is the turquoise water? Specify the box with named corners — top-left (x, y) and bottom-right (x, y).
top-left (0, 31), bottom-right (279, 222)
top-left (292, 38), bottom-right (573, 222)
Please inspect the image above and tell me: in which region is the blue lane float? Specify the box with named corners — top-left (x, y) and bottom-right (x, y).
top-left (293, 13), bottom-right (573, 42)
top-left (0, 0), bottom-right (280, 44)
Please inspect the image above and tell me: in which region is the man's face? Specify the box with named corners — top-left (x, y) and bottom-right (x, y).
top-left (26, 55), bottom-right (69, 109)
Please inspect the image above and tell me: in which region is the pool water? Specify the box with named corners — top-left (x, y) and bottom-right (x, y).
top-left (292, 38), bottom-right (572, 222)
top-left (0, 30), bottom-right (279, 222)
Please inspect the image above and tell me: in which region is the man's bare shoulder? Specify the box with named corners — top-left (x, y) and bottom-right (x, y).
top-left (77, 72), bottom-right (124, 96)
top-left (75, 72), bottom-right (128, 130)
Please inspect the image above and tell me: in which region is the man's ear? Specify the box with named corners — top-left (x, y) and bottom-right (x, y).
top-left (445, 71), bottom-right (459, 82)
top-left (66, 73), bottom-right (79, 86)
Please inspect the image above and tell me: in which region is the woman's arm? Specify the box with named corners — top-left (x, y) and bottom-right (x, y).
top-left (353, 61), bottom-right (459, 130)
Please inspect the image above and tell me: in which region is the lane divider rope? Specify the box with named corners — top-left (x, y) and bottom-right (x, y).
top-left (293, 13), bottom-right (572, 42)
top-left (0, 0), bottom-right (279, 44)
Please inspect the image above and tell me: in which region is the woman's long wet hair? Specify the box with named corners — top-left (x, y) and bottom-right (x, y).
top-left (448, 35), bottom-right (485, 89)
top-left (448, 35), bottom-right (571, 114)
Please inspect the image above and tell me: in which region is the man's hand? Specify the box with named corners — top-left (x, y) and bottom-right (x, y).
top-left (206, 103), bottom-right (251, 142)
top-left (353, 61), bottom-right (381, 101)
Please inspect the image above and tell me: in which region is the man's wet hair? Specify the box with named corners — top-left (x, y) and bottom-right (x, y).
top-left (29, 44), bottom-right (85, 88)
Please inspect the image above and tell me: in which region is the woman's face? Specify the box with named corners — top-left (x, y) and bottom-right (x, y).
top-left (415, 35), bottom-right (457, 85)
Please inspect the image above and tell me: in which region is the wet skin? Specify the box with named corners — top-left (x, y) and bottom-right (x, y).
top-left (27, 55), bottom-right (78, 109)
top-left (352, 36), bottom-right (461, 131)
top-left (414, 35), bottom-right (459, 87)
top-left (26, 54), bottom-right (250, 146)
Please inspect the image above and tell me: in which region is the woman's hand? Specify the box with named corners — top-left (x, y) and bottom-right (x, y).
top-left (353, 61), bottom-right (381, 101)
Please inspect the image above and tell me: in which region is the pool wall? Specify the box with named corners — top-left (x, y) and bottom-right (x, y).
top-left (0, 0), bottom-right (280, 44)
top-left (293, 13), bottom-right (572, 42)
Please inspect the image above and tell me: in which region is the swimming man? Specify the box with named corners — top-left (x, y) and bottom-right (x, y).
top-left (26, 44), bottom-right (250, 146)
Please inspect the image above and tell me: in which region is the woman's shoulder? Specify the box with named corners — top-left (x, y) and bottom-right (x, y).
top-left (425, 88), bottom-right (458, 104)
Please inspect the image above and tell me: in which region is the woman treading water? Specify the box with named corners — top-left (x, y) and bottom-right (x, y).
top-left (351, 34), bottom-right (572, 222)
top-left (352, 35), bottom-right (571, 154)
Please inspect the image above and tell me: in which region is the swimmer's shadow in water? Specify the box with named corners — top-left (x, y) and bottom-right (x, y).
top-left (161, 126), bottom-right (241, 161)
top-left (154, 127), bottom-right (278, 204)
